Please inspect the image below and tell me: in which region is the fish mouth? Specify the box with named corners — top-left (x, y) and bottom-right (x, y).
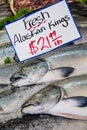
top-left (10, 73), bottom-right (26, 82)
top-left (10, 72), bottom-right (27, 87)
top-left (0, 84), bottom-right (9, 88)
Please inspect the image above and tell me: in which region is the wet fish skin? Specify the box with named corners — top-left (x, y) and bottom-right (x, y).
top-left (37, 67), bottom-right (74, 84)
top-left (0, 63), bottom-right (23, 84)
top-left (10, 60), bottom-right (48, 87)
top-left (67, 96), bottom-right (87, 107)
top-left (37, 75), bottom-right (87, 119)
top-left (22, 94), bottom-right (87, 120)
top-left (11, 66), bottom-right (74, 87)
top-left (55, 75), bottom-right (87, 97)
top-left (48, 75), bottom-right (87, 119)
top-left (0, 59), bottom-right (47, 85)
top-left (40, 44), bottom-right (87, 81)
top-left (22, 85), bottom-right (64, 114)
top-left (41, 44), bottom-right (87, 69)
top-left (0, 84), bottom-right (11, 94)
top-left (22, 75), bottom-right (87, 120)
top-left (48, 96), bottom-right (87, 120)
top-left (11, 44), bottom-right (87, 87)
top-left (0, 83), bottom-right (48, 124)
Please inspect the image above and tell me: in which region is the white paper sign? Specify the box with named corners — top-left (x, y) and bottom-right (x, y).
top-left (5, 0), bottom-right (81, 62)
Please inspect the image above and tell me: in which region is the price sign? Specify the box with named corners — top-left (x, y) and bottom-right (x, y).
top-left (5, 0), bottom-right (81, 62)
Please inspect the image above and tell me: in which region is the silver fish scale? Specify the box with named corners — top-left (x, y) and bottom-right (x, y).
top-left (56, 75), bottom-right (87, 97)
top-left (22, 85), bottom-right (62, 113)
top-left (9, 60), bottom-right (49, 87)
top-left (0, 83), bottom-right (48, 123)
top-left (21, 61), bottom-right (48, 76)
top-left (0, 64), bottom-right (20, 78)
top-left (39, 44), bottom-right (87, 69)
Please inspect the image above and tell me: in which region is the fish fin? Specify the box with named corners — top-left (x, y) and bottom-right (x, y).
top-left (57, 67), bottom-right (74, 77)
top-left (49, 96), bottom-right (87, 120)
top-left (64, 96), bottom-right (87, 107)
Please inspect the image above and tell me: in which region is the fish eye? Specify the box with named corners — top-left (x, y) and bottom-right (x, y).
top-left (36, 101), bottom-right (41, 105)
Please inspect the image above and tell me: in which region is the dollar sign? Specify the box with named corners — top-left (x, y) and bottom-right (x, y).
top-left (29, 40), bottom-right (38, 55)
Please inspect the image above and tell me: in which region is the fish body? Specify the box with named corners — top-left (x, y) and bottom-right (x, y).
top-left (22, 75), bottom-right (87, 120)
top-left (41, 44), bottom-right (87, 70)
top-left (55, 75), bottom-right (87, 97)
top-left (49, 75), bottom-right (87, 119)
top-left (0, 84), bottom-right (11, 94)
top-left (11, 66), bottom-right (74, 87)
top-left (2, 43), bottom-right (87, 87)
top-left (0, 63), bottom-right (22, 84)
top-left (10, 44), bottom-right (87, 87)
top-left (0, 59), bottom-right (48, 85)
top-left (22, 85), bottom-right (63, 114)
top-left (37, 67), bottom-right (74, 84)
top-left (0, 83), bottom-right (48, 124)
top-left (10, 60), bottom-right (48, 87)
top-left (49, 96), bottom-right (87, 120)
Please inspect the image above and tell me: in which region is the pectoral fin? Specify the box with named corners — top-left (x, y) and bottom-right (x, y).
top-left (38, 67), bottom-right (74, 84)
top-left (57, 67), bottom-right (74, 77)
top-left (64, 96), bottom-right (87, 107)
top-left (49, 96), bottom-right (87, 120)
